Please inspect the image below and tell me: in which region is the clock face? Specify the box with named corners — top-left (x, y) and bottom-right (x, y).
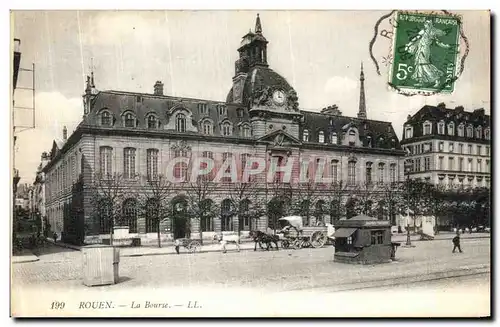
top-left (273, 90), bottom-right (286, 105)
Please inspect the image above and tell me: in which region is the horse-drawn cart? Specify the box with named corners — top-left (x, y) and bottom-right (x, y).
top-left (277, 216), bottom-right (333, 249)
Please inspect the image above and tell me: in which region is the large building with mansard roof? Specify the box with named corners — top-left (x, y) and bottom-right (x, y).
top-left (401, 103), bottom-right (491, 189)
top-left (41, 14), bottom-right (405, 245)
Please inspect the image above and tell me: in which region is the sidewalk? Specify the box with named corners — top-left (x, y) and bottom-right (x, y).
top-left (12, 250), bottom-right (39, 264)
top-left (47, 232), bottom-right (490, 258)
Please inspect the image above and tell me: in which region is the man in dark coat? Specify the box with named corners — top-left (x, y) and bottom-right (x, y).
top-left (452, 231), bottom-right (462, 253)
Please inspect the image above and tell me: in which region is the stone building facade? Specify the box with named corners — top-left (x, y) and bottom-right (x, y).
top-left (42, 15), bottom-right (406, 245)
top-left (401, 103), bottom-right (491, 189)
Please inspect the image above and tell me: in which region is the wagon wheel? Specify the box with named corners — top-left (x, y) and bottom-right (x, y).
top-left (292, 238), bottom-right (302, 250)
top-left (188, 240), bottom-right (201, 253)
top-left (281, 239), bottom-right (290, 249)
top-left (310, 231), bottom-right (327, 248)
top-left (258, 241), bottom-right (267, 250)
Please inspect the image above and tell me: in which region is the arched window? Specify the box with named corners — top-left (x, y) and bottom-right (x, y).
top-left (200, 199), bottom-right (214, 232)
top-left (331, 132), bottom-right (338, 144)
top-left (221, 199), bottom-right (233, 231)
top-left (331, 159), bottom-right (339, 183)
top-left (484, 128), bottom-right (490, 140)
top-left (176, 113), bottom-right (186, 132)
top-left (476, 126), bottom-right (483, 139)
top-left (123, 147), bottom-right (136, 179)
top-left (124, 112), bottom-right (136, 128)
top-left (303, 130), bottom-right (309, 142)
top-left (101, 111), bottom-right (112, 126)
top-left (146, 148), bottom-right (159, 180)
top-left (122, 198), bottom-right (138, 233)
top-left (98, 198), bottom-right (112, 234)
top-left (423, 122), bottom-right (432, 135)
top-left (202, 120), bottom-right (213, 135)
top-left (405, 126), bottom-right (413, 138)
top-left (458, 124), bottom-right (464, 137)
top-left (437, 121), bottom-right (445, 135)
top-left (318, 131), bottom-right (325, 143)
top-left (239, 199), bottom-right (251, 231)
top-left (348, 160), bottom-right (357, 185)
top-left (99, 146), bottom-right (113, 177)
top-left (242, 125), bottom-right (251, 137)
top-left (365, 162), bottom-right (373, 185)
top-left (447, 122), bottom-right (455, 136)
top-left (147, 115), bottom-right (158, 129)
top-left (348, 130), bottom-right (356, 146)
top-left (222, 122), bottom-right (232, 136)
top-left (145, 198), bottom-right (159, 233)
top-left (466, 125), bottom-right (473, 138)
top-left (173, 149), bottom-right (188, 180)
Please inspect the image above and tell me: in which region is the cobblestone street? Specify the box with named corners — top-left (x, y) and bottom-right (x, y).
top-left (12, 237), bottom-right (490, 291)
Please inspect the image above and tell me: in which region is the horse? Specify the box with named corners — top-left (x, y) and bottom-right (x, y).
top-left (249, 230), bottom-right (280, 251)
top-left (213, 233), bottom-right (240, 254)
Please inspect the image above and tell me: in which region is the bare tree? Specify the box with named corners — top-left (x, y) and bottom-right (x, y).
top-left (184, 178), bottom-right (219, 244)
top-left (265, 179), bottom-right (293, 233)
top-left (378, 181), bottom-right (403, 223)
top-left (90, 172), bottom-right (129, 246)
top-left (356, 182), bottom-right (377, 217)
top-left (289, 180), bottom-right (321, 227)
top-left (324, 180), bottom-right (348, 224)
top-left (137, 174), bottom-right (174, 248)
top-left (225, 179), bottom-right (266, 238)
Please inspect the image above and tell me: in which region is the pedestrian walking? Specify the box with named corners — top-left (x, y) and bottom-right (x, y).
top-left (452, 232), bottom-right (462, 253)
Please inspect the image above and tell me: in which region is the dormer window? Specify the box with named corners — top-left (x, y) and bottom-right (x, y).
top-left (437, 121), bottom-right (445, 135)
top-left (202, 120), bottom-right (213, 135)
top-left (366, 135), bottom-right (372, 148)
top-left (331, 132), bottom-right (338, 144)
top-left (124, 112), bottom-right (136, 128)
top-left (348, 130), bottom-right (356, 146)
top-left (303, 130), bottom-right (309, 142)
top-left (198, 103), bottom-right (208, 115)
top-left (218, 105), bottom-right (227, 116)
top-left (318, 131), bottom-right (325, 143)
top-left (236, 108), bottom-right (244, 118)
top-left (447, 122), bottom-right (455, 136)
top-left (176, 113), bottom-right (186, 132)
top-left (485, 128), bottom-right (490, 140)
top-left (101, 111), bottom-right (112, 126)
top-left (242, 125), bottom-right (251, 137)
top-left (458, 124), bottom-right (464, 137)
top-left (476, 126), bottom-right (482, 139)
top-left (405, 126), bottom-right (413, 139)
top-left (147, 115), bottom-right (159, 129)
top-left (222, 122), bottom-right (232, 136)
top-left (423, 121), bottom-right (432, 135)
top-left (466, 125), bottom-right (473, 138)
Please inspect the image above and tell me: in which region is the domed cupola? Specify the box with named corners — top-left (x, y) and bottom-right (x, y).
top-left (227, 14), bottom-right (300, 113)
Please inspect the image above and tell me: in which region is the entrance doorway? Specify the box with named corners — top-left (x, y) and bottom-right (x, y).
top-left (171, 198), bottom-right (189, 239)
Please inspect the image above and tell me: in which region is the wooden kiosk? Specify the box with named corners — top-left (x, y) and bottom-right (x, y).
top-left (334, 215), bottom-right (398, 264)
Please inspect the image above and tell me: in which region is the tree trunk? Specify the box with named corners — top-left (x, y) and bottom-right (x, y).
top-left (199, 224), bottom-right (203, 245)
top-left (157, 222), bottom-right (161, 248)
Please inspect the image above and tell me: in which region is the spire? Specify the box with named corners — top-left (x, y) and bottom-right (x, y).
top-left (90, 57), bottom-right (95, 87)
top-left (357, 62), bottom-right (367, 119)
top-left (255, 13), bottom-right (262, 34)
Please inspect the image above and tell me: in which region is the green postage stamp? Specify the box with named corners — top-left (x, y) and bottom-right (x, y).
top-left (390, 11), bottom-right (461, 94)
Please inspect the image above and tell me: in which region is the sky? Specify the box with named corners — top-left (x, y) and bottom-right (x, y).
top-left (11, 10), bottom-right (490, 184)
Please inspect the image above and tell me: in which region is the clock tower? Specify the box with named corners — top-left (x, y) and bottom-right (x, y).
top-left (227, 14), bottom-right (303, 140)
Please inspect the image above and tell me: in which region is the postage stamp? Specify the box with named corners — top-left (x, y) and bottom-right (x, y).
top-left (389, 11), bottom-right (461, 94)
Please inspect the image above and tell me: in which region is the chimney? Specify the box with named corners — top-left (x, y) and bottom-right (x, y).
top-left (63, 126), bottom-right (67, 141)
top-left (437, 102), bottom-right (446, 109)
top-left (154, 81), bottom-right (164, 95)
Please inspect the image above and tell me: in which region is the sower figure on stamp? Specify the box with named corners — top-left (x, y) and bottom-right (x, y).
top-left (404, 20), bottom-right (451, 88)
top-left (452, 231), bottom-right (463, 253)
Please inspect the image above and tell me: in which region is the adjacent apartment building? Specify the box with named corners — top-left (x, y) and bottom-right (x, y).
top-left (400, 103), bottom-right (491, 189)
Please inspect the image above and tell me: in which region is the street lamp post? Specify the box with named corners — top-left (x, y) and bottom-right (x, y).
top-left (404, 160), bottom-right (412, 247)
